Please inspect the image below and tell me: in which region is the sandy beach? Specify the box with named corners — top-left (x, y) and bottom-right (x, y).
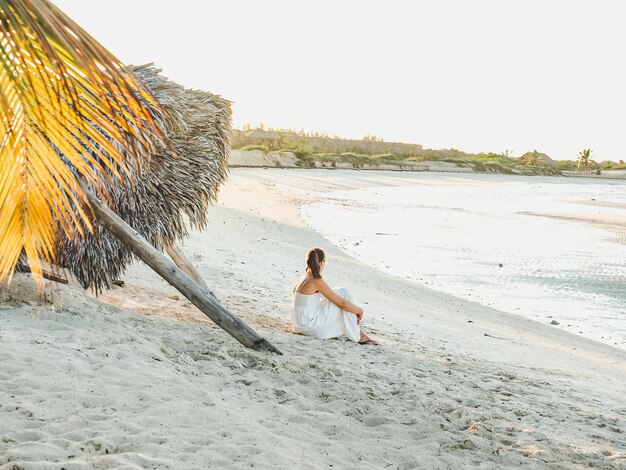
top-left (1, 168), bottom-right (625, 469)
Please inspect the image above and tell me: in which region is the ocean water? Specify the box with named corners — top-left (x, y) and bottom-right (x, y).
top-left (301, 173), bottom-right (626, 349)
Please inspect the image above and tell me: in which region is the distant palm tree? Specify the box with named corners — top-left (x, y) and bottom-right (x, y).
top-left (0, 0), bottom-right (160, 285)
top-left (577, 149), bottom-right (593, 170)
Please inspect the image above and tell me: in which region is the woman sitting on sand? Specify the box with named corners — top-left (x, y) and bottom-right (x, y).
top-left (291, 247), bottom-right (378, 345)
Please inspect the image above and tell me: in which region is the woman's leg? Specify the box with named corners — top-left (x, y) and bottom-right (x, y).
top-left (334, 287), bottom-right (361, 343)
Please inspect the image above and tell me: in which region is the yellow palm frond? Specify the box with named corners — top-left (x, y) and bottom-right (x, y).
top-left (0, 0), bottom-right (161, 286)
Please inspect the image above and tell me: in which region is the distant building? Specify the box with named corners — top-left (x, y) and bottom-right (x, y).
top-left (245, 128), bottom-right (279, 140)
top-left (243, 128), bottom-right (280, 149)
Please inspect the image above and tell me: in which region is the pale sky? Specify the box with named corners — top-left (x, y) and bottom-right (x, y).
top-left (54, 0), bottom-right (625, 161)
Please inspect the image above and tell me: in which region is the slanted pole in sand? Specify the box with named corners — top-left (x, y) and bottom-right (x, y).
top-left (165, 244), bottom-right (211, 292)
top-left (166, 243), bottom-right (218, 299)
top-left (85, 192), bottom-right (281, 354)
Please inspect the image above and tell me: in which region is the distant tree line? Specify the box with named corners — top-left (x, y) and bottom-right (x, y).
top-left (233, 126), bottom-right (626, 174)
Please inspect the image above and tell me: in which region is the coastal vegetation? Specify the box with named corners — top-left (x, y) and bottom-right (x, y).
top-left (233, 127), bottom-right (623, 176)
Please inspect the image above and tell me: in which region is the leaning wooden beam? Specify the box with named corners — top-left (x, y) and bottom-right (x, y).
top-left (165, 244), bottom-right (211, 292)
top-left (84, 192), bottom-right (281, 354)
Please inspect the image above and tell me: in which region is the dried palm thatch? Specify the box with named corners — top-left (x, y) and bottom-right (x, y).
top-left (56, 64), bottom-right (232, 293)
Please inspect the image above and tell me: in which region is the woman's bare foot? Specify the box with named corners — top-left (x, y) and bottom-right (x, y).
top-left (358, 331), bottom-right (379, 345)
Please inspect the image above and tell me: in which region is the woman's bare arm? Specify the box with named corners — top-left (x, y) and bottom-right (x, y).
top-left (315, 279), bottom-right (364, 318)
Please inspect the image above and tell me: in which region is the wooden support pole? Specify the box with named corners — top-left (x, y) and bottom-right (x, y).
top-left (165, 244), bottom-right (211, 293)
top-left (84, 192), bottom-right (281, 354)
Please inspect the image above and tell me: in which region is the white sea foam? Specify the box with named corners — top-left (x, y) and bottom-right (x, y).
top-left (301, 174), bottom-right (626, 349)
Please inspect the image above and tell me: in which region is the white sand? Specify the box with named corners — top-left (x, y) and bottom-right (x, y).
top-left (1, 168), bottom-right (625, 469)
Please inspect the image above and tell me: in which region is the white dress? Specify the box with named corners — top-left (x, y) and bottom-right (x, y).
top-left (291, 285), bottom-right (361, 342)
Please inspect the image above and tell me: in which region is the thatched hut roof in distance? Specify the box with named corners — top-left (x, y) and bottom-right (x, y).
top-left (519, 151), bottom-right (556, 166)
top-left (245, 128), bottom-right (279, 140)
top-left (57, 63), bottom-right (232, 293)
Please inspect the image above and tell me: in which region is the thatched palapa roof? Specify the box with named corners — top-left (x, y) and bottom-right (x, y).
top-left (520, 151), bottom-right (556, 166)
top-left (245, 128), bottom-right (278, 140)
top-left (56, 64), bottom-right (232, 293)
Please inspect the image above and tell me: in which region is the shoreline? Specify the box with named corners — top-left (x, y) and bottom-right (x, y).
top-left (228, 149), bottom-right (626, 180)
top-left (201, 168), bottom-right (626, 386)
top-left (1, 168), bottom-right (625, 468)
top-left (162, 167), bottom-right (626, 387)
top-left (299, 176), bottom-right (626, 350)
